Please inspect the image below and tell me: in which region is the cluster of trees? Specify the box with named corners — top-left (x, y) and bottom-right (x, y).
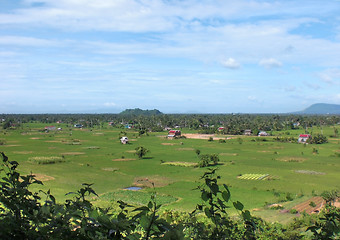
top-left (308, 134), bottom-right (328, 144)
top-left (1, 152), bottom-right (339, 239)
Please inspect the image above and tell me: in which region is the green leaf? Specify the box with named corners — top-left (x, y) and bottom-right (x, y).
top-left (242, 210), bottom-right (251, 220)
top-left (233, 201), bottom-right (244, 211)
top-left (148, 201), bottom-right (153, 209)
top-left (204, 207), bottom-right (212, 218)
top-left (210, 183), bottom-right (219, 195)
top-left (133, 206), bottom-right (149, 212)
top-left (140, 215), bottom-right (150, 229)
top-left (201, 191), bottom-right (209, 201)
top-left (222, 190), bottom-right (230, 202)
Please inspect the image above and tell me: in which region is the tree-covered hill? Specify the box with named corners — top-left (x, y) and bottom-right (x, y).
top-left (119, 108), bottom-right (163, 116)
top-left (294, 103), bottom-right (340, 115)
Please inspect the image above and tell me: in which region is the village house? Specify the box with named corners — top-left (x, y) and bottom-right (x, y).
top-left (218, 127), bottom-right (225, 131)
top-left (258, 131), bottom-right (269, 136)
top-left (244, 129), bottom-right (252, 136)
top-left (120, 136), bottom-right (129, 144)
top-left (298, 134), bottom-right (311, 143)
top-left (45, 126), bottom-right (56, 131)
top-left (168, 130), bottom-right (181, 138)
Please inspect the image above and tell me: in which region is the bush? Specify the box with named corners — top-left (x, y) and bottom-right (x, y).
top-left (308, 134), bottom-right (328, 144)
top-left (197, 153), bottom-right (219, 167)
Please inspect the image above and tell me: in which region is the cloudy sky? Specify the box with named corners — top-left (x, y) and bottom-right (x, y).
top-left (1, 0), bottom-right (340, 113)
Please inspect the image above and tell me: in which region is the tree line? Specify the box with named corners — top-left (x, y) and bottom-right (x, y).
top-left (1, 113), bottom-right (339, 135)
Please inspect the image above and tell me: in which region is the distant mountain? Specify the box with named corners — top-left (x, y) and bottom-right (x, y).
top-left (294, 103), bottom-right (340, 115)
top-left (119, 108), bottom-right (163, 116)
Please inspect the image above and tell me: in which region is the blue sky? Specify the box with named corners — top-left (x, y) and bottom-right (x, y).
top-left (0, 0), bottom-right (340, 114)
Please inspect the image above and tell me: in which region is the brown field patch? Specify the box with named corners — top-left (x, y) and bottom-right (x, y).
top-left (112, 158), bottom-right (137, 162)
top-left (183, 134), bottom-right (226, 140)
top-left (292, 197), bottom-right (325, 214)
top-left (13, 151), bottom-right (33, 154)
top-left (30, 137), bottom-right (40, 140)
top-left (45, 140), bottom-right (61, 143)
top-left (176, 147), bottom-right (195, 151)
top-left (3, 145), bottom-right (21, 147)
top-left (161, 143), bottom-right (176, 146)
top-left (277, 157), bottom-right (307, 162)
top-left (31, 173), bottom-right (55, 182)
top-left (257, 150), bottom-right (271, 153)
top-left (295, 170), bottom-right (325, 175)
top-left (133, 175), bottom-right (174, 188)
top-left (60, 152), bottom-right (85, 155)
top-left (102, 167), bottom-right (119, 172)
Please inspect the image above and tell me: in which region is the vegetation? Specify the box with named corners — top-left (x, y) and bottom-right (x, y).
top-left (119, 108), bottom-right (163, 116)
top-left (308, 134), bottom-right (328, 144)
top-left (0, 114), bottom-right (339, 238)
top-left (1, 153), bottom-right (339, 239)
top-left (135, 146), bottom-right (150, 159)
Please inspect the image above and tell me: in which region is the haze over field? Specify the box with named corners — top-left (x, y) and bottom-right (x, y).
top-left (1, 0), bottom-right (340, 114)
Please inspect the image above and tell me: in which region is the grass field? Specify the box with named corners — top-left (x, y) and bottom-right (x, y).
top-left (1, 123), bottom-right (339, 223)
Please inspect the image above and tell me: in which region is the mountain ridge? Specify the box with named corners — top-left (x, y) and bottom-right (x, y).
top-left (293, 103), bottom-right (340, 114)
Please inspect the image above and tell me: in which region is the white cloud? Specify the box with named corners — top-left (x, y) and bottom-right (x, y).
top-left (248, 96), bottom-right (257, 101)
top-left (318, 68), bottom-right (340, 84)
top-left (0, 36), bottom-right (59, 47)
top-left (259, 58), bottom-right (282, 68)
top-left (103, 102), bottom-right (117, 107)
top-left (304, 82), bottom-right (321, 90)
top-left (221, 58), bottom-right (240, 69)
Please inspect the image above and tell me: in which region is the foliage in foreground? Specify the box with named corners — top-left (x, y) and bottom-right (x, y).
top-left (0, 152), bottom-right (339, 239)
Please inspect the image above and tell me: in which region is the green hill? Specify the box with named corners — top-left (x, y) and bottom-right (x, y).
top-left (119, 108), bottom-right (163, 116)
top-left (295, 103), bottom-right (340, 114)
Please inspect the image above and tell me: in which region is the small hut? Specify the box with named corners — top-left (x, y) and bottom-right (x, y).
top-left (298, 134), bottom-right (311, 143)
top-left (120, 136), bottom-right (129, 144)
top-left (168, 130), bottom-right (181, 138)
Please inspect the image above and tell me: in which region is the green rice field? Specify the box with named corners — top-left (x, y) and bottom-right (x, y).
top-left (1, 122), bottom-right (339, 222)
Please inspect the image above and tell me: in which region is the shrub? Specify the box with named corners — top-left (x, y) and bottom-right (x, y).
top-left (308, 134), bottom-right (328, 144)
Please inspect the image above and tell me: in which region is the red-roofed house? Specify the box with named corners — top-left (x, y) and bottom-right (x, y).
top-left (45, 126), bottom-right (56, 131)
top-left (298, 134), bottom-right (311, 143)
top-left (168, 130), bottom-right (181, 138)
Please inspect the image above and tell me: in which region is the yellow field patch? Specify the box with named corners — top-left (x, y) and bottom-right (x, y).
top-left (176, 148), bottom-right (195, 151)
top-left (112, 158), bottom-right (137, 162)
top-left (161, 143), bottom-right (176, 146)
top-left (60, 152), bottom-right (85, 155)
top-left (161, 161), bottom-right (198, 167)
top-left (12, 151), bottom-right (33, 154)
